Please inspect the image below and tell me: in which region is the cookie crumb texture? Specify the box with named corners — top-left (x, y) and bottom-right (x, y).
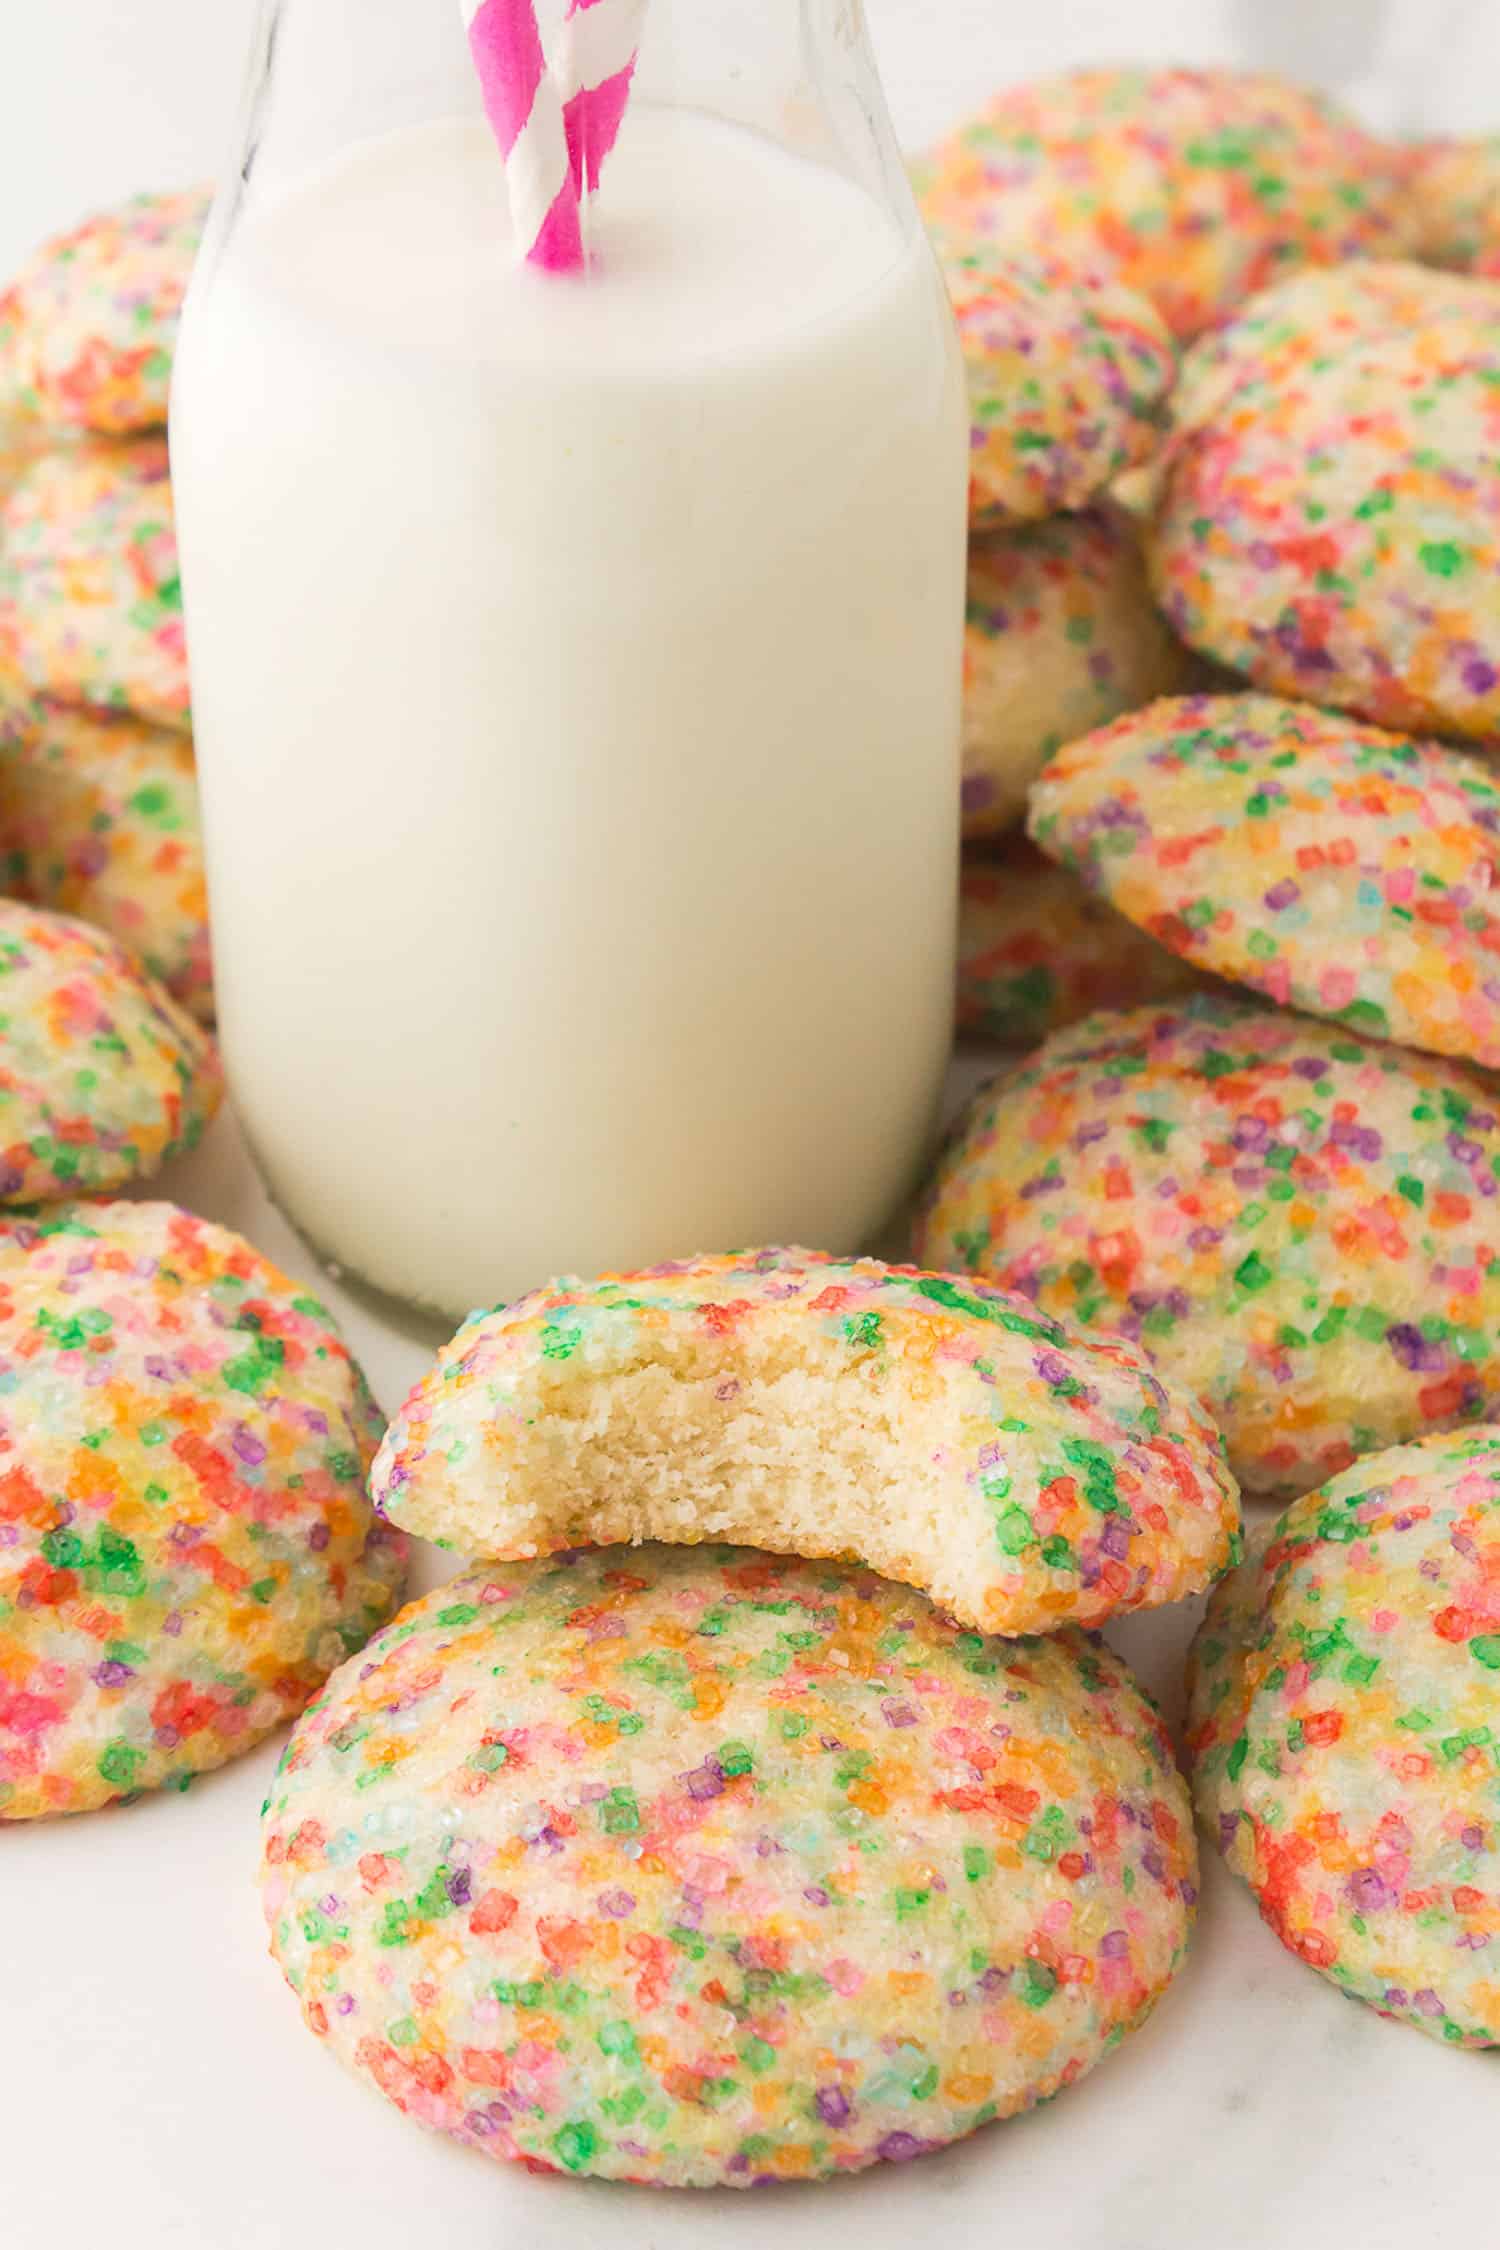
top-left (372, 1248), bottom-right (1238, 1638)
top-left (917, 998), bottom-right (1500, 1499)
top-left (263, 1544), bottom-right (1196, 2186)
top-left (0, 1200), bottom-right (405, 1819)
top-left (1189, 1429), bottom-right (1500, 2047)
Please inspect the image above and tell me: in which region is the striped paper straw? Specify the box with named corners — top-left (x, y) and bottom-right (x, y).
top-left (558, 0), bottom-right (648, 194)
top-left (460, 0), bottom-right (584, 271)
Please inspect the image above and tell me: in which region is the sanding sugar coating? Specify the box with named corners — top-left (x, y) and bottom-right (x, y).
top-left (916, 997), bottom-right (1500, 1500)
top-left (0, 692), bottom-right (211, 1021)
top-left (957, 843), bottom-right (1211, 1048)
top-left (1408, 138), bottom-right (1500, 280)
top-left (262, 1543), bottom-right (1197, 2186)
top-left (1027, 692), bottom-right (1500, 1072)
top-left (2, 188), bottom-right (207, 435)
top-left (1188, 1429), bottom-right (1500, 2046)
top-left (372, 1248), bottom-right (1238, 1638)
top-left (0, 894), bottom-right (218, 1201)
top-left (1144, 265), bottom-right (1500, 741)
top-left (0, 1200), bottom-right (406, 1819)
top-left (0, 437), bottom-right (188, 731)
top-left (914, 67), bottom-right (1414, 344)
top-left (922, 224), bottom-right (1175, 529)
top-left (961, 511), bottom-right (1197, 839)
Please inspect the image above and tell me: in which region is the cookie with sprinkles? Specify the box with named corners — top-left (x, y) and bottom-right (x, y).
top-left (1408, 137), bottom-right (1500, 280)
top-left (372, 1247), bottom-right (1238, 1638)
top-left (957, 843), bottom-right (1214, 1048)
top-left (917, 69), bottom-right (1414, 344)
top-left (1145, 266), bottom-right (1500, 740)
top-left (262, 1542), bottom-right (1197, 2185)
top-left (1027, 692), bottom-right (1500, 1072)
top-left (962, 510), bottom-right (1196, 838)
top-left (0, 895), bottom-right (218, 1202)
top-left (2, 189), bottom-right (207, 436)
top-left (916, 996), bottom-right (1500, 1499)
top-left (0, 1199), bottom-right (405, 1819)
top-left (1188, 1428), bottom-right (1500, 2046)
top-left (0, 692), bottom-right (211, 1021)
top-left (0, 437), bottom-right (188, 730)
top-left (923, 224), bottom-right (1175, 528)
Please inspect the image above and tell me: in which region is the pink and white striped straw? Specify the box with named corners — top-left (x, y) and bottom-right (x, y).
top-left (557, 0), bottom-right (648, 195)
top-left (459, 0), bottom-right (584, 272)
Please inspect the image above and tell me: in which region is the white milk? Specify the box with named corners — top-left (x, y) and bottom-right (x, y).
top-left (172, 111), bottom-right (967, 1316)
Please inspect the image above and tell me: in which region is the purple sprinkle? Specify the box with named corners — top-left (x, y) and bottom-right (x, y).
top-left (1346, 1867), bottom-right (1391, 1914)
top-left (877, 2133), bottom-right (927, 2164)
top-left (816, 2087), bottom-right (852, 2127)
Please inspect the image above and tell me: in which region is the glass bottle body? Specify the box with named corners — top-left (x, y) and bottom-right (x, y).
top-left (173, 0), bottom-right (968, 1315)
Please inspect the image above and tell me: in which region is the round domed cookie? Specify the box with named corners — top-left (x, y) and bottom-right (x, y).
top-left (1188, 1428), bottom-right (1500, 2046)
top-left (262, 1542), bottom-right (1197, 2186)
top-left (2, 189), bottom-right (207, 436)
top-left (1144, 265), bottom-right (1500, 740)
top-left (0, 1199), bottom-right (405, 1819)
top-left (1027, 692), bottom-right (1500, 1072)
top-left (1408, 137), bottom-right (1500, 280)
top-left (0, 437), bottom-right (188, 731)
top-left (916, 996), bottom-right (1500, 1500)
top-left (918, 69), bottom-right (1414, 344)
top-left (962, 510), bottom-right (1197, 837)
top-left (372, 1247), bottom-right (1239, 1638)
top-left (957, 842), bottom-right (1213, 1047)
top-left (0, 895), bottom-right (218, 1202)
top-left (924, 225), bottom-right (1176, 529)
top-left (0, 694), bottom-right (211, 1021)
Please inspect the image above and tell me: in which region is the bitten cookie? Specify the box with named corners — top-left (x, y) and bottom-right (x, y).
top-left (923, 225), bottom-right (1175, 528)
top-left (962, 511), bottom-right (1197, 837)
top-left (0, 1200), bottom-right (405, 1819)
top-left (917, 69), bottom-right (1414, 343)
top-left (0, 437), bottom-right (188, 730)
top-left (1144, 265), bottom-right (1500, 740)
top-left (916, 997), bottom-right (1500, 1499)
top-left (262, 1543), bottom-right (1197, 2186)
top-left (372, 1248), bottom-right (1238, 1637)
top-left (0, 895), bottom-right (218, 1202)
top-left (957, 843), bottom-right (1212, 1047)
top-left (1188, 1429), bottom-right (1500, 2047)
top-left (2, 189), bottom-right (208, 436)
top-left (1028, 692), bottom-right (1500, 1072)
top-left (0, 693), bottom-right (211, 1020)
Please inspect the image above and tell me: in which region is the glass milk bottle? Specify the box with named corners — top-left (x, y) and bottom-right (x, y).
top-left (171, 0), bottom-right (967, 1318)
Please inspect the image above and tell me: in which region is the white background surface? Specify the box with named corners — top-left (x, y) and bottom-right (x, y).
top-left (6, 5), bottom-right (1500, 2248)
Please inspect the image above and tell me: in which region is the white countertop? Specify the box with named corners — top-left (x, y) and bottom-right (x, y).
top-left (7, 6), bottom-right (1500, 2246)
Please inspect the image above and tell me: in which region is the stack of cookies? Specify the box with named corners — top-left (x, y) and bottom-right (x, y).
top-left (918, 73), bottom-right (1500, 2058)
top-left (0, 221), bottom-right (409, 1861)
top-left (917, 66), bottom-right (1428, 1049)
top-left (0, 192), bottom-right (212, 1020)
top-left (260, 1246), bottom-right (1240, 2184)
